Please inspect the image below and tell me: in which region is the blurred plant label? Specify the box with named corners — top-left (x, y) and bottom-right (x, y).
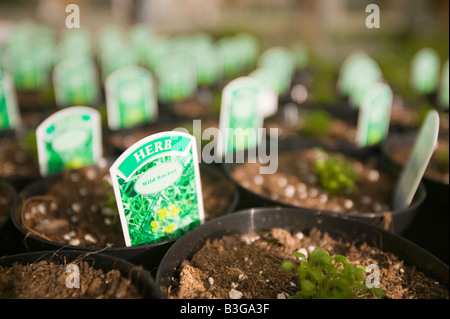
top-left (249, 68), bottom-right (279, 118)
top-left (36, 106), bottom-right (102, 176)
top-left (0, 71), bottom-right (20, 130)
top-left (109, 131), bottom-right (204, 246)
top-left (218, 77), bottom-right (264, 156)
top-left (393, 110), bottom-right (440, 210)
top-left (348, 58), bottom-right (382, 108)
top-left (438, 60), bottom-right (449, 109)
top-left (258, 47), bottom-right (295, 95)
top-left (356, 83), bottom-right (393, 146)
top-left (410, 48), bottom-right (440, 95)
top-left (53, 56), bottom-right (100, 108)
top-left (4, 44), bottom-right (48, 90)
top-left (155, 53), bottom-right (197, 103)
top-left (106, 66), bottom-right (157, 130)
top-left (337, 52), bottom-right (370, 96)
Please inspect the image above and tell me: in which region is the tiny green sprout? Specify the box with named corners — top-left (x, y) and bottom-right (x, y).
top-left (314, 148), bottom-right (358, 196)
top-left (100, 178), bottom-right (120, 226)
top-left (282, 248), bottom-right (385, 299)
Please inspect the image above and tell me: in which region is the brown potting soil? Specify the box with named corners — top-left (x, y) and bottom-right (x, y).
top-left (387, 136), bottom-right (449, 185)
top-left (0, 257), bottom-right (142, 299)
top-left (264, 116), bottom-right (357, 148)
top-left (19, 163), bottom-right (235, 248)
top-left (0, 136), bottom-right (39, 179)
top-left (231, 148), bottom-right (395, 214)
top-left (166, 227), bottom-right (449, 299)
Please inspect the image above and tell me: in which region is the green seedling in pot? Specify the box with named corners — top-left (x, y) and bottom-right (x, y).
top-left (314, 149), bottom-right (358, 197)
top-left (297, 111), bottom-right (332, 137)
top-left (282, 248), bottom-right (385, 299)
top-left (99, 178), bottom-right (120, 227)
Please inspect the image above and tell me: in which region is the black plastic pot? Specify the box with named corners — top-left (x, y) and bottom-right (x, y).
top-left (0, 250), bottom-right (163, 298)
top-left (11, 163), bottom-right (239, 275)
top-left (0, 180), bottom-right (18, 256)
top-left (381, 131), bottom-right (449, 264)
top-left (156, 207), bottom-right (449, 298)
top-left (223, 144), bottom-right (426, 234)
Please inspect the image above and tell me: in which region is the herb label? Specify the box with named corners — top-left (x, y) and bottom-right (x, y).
top-left (36, 106), bottom-right (102, 176)
top-left (155, 53), bottom-right (197, 103)
top-left (410, 48), bottom-right (440, 95)
top-left (53, 56), bottom-right (100, 108)
top-left (348, 58), bottom-right (382, 108)
top-left (249, 68), bottom-right (279, 118)
top-left (258, 47), bottom-right (295, 96)
top-left (392, 110), bottom-right (440, 210)
top-left (218, 77), bottom-right (264, 156)
top-left (438, 59), bottom-right (449, 109)
top-left (356, 82), bottom-right (393, 146)
top-left (337, 52), bottom-right (370, 96)
top-left (109, 131), bottom-right (204, 246)
top-left (0, 71), bottom-right (20, 130)
top-left (105, 66), bottom-right (157, 130)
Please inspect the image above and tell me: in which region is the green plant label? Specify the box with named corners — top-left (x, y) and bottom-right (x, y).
top-left (53, 56), bottom-right (100, 108)
top-left (3, 44), bottom-right (49, 90)
top-left (109, 131), bottom-right (204, 246)
top-left (217, 36), bottom-right (245, 79)
top-left (218, 77), bottom-right (264, 156)
top-left (438, 59), bottom-right (449, 109)
top-left (192, 43), bottom-right (222, 87)
top-left (392, 110), bottom-right (440, 210)
top-left (105, 66), bottom-right (157, 130)
top-left (258, 47), bottom-right (295, 95)
top-left (337, 52), bottom-right (370, 96)
top-left (249, 68), bottom-right (279, 118)
top-left (348, 58), bottom-right (382, 108)
top-left (36, 106), bottom-right (102, 176)
top-left (356, 82), bottom-right (393, 146)
top-left (410, 48), bottom-right (440, 95)
top-left (0, 71), bottom-right (20, 130)
top-left (155, 53), bottom-right (197, 103)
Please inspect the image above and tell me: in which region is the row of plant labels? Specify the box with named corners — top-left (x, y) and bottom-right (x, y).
top-left (1, 91), bottom-right (442, 248)
top-left (0, 21), bottom-right (307, 94)
top-left (337, 49), bottom-right (449, 109)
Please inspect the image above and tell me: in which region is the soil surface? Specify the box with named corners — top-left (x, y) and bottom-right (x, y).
top-left (19, 162), bottom-right (235, 248)
top-left (0, 136), bottom-right (39, 179)
top-left (166, 227), bottom-right (449, 299)
top-left (0, 257), bottom-right (142, 299)
top-left (231, 148), bottom-right (395, 214)
top-left (264, 115), bottom-right (357, 149)
top-left (386, 134), bottom-right (449, 185)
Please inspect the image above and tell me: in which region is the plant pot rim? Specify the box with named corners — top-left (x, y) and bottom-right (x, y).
top-left (222, 146), bottom-right (427, 220)
top-left (11, 163), bottom-right (239, 254)
top-left (156, 206), bottom-right (449, 295)
top-left (0, 249), bottom-right (163, 299)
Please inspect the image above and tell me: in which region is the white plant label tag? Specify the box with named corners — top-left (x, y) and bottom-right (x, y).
top-left (392, 110), bottom-right (440, 210)
top-left (356, 82), bottom-right (393, 147)
top-left (109, 131), bottom-right (204, 246)
top-left (36, 106), bottom-right (102, 176)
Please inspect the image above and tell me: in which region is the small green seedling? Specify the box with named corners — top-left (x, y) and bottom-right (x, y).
top-left (282, 248), bottom-right (385, 299)
top-left (314, 149), bottom-right (358, 196)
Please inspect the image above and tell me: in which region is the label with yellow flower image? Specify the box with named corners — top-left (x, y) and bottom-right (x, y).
top-left (36, 106), bottom-right (102, 176)
top-left (109, 131), bottom-right (204, 246)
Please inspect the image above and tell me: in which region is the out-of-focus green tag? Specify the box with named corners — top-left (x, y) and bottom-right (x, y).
top-left (258, 47), bottom-right (295, 96)
top-left (36, 106), bottom-right (102, 176)
top-left (410, 48), bottom-right (440, 95)
top-left (0, 71), bottom-right (20, 130)
top-left (356, 82), bottom-right (393, 146)
top-left (105, 66), bottom-right (158, 130)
